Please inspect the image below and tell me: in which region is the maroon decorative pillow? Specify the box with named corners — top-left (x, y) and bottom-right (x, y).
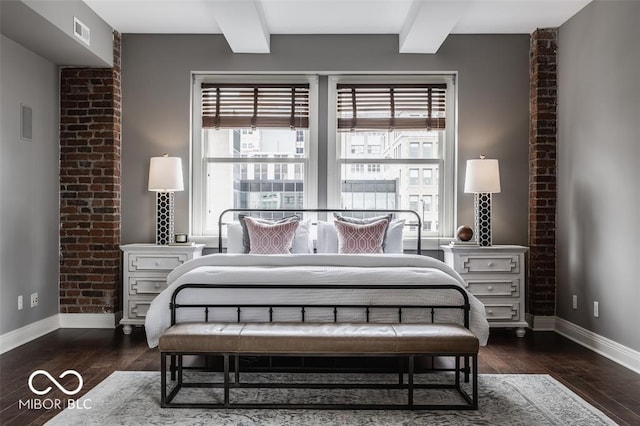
top-left (334, 218), bottom-right (389, 254)
top-left (243, 216), bottom-right (300, 254)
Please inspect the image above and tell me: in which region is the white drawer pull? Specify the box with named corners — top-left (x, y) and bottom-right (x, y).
top-left (487, 262), bottom-right (494, 267)
top-left (487, 286), bottom-right (493, 291)
top-left (487, 310), bottom-right (493, 315)
top-left (155, 283), bottom-right (161, 289)
top-left (155, 261), bottom-right (160, 267)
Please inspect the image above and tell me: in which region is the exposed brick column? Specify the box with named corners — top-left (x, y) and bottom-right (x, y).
top-left (59, 32), bottom-right (121, 314)
top-left (528, 28), bottom-right (558, 316)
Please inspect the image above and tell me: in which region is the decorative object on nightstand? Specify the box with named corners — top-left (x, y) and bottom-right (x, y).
top-left (464, 156), bottom-right (501, 247)
top-left (442, 244), bottom-right (529, 337)
top-left (456, 225), bottom-right (474, 241)
top-left (148, 154), bottom-right (184, 245)
top-left (120, 243), bottom-right (204, 334)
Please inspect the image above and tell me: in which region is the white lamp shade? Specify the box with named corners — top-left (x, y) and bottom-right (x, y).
top-left (148, 156), bottom-right (184, 192)
top-left (464, 158), bottom-right (501, 193)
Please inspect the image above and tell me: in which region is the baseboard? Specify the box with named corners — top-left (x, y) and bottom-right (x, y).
top-left (59, 313), bottom-right (116, 329)
top-left (0, 315), bottom-right (60, 354)
top-left (555, 317), bottom-right (640, 375)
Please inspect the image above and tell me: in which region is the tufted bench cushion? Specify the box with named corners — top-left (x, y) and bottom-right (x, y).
top-left (159, 322), bottom-right (479, 355)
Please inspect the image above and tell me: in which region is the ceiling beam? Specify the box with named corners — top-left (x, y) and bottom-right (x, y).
top-left (399, 1), bottom-right (468, 54)
top-left (208, 0), bottom-right (270, 53)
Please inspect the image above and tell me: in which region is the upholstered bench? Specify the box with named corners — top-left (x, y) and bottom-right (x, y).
top-left (159, 321), bottom-right (479, 410)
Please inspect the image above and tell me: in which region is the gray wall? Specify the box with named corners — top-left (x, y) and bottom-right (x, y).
top-left (121, 33), bottom-right (530, 246)
top-left (1, 0), bottom-right (113, 67)
top-left (0, 35), bottom-right (60, 334)
top-left (557, 0), bottom-right (640, 351)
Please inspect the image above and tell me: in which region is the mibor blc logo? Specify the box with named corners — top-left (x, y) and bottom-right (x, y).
top-left (28, 370), bottom-right (83, 396)
top-left (20, 369), bottom-right (91, 410)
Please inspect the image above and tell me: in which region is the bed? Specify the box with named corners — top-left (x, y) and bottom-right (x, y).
top-left (144, 209), bottom-right (489, 348)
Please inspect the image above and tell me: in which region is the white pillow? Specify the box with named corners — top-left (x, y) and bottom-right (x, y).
top-left (226, 222), bottom-right (244, 253)
top-left (226, 221), bottom-right (312, 254)
top-left (292, 221), bottom-right (313, 253)
top-left (384, 219), bottom-right (405, 254)
top-left (316, 221), bottom-right (339, 253)
top-left (316, 219), bottom-right (405, 254)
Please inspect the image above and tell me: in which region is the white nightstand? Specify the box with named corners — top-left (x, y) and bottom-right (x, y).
top-left (442, 244), bottom-right (529, 337)
top-left (120, 243), bottom-right (205, 334)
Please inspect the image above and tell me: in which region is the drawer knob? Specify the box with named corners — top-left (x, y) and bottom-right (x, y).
top-left (487, 310), bottom-right (493, 315)
top-left (487, 262), bottom-right (494, 267)
top-left (487, 286), bottom-right (493, 291)
top-left (155, 283), bottom-right (161, 289)
top-left (154, 261), bottom-right (160, 266)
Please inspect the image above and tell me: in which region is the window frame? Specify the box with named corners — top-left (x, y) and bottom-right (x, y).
top-left (190, 74), bottom-right (319, 242)
top-left (327, 74), bottom-right (457, 243)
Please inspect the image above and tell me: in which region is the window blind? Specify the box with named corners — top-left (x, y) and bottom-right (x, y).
top-left (336, 83), bottom-right (446, 131)
top-left (201, 83), bottom-right (310, 129)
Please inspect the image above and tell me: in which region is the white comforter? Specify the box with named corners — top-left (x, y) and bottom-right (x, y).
top-left (145, 254), bottom-right (489, 347)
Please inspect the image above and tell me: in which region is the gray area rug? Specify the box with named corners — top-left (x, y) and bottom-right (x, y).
top-left (46, 371), bottom-right (616, 425)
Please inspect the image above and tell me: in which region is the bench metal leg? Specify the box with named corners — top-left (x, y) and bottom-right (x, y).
top-left (161, 353), bottom-right (167, 407)
top-left (235, 354), bottom-right (240, 384)
top-left (408, 356), bottom-right (414, 409)
top-left (472, 354), bottom-right (478, 409)
top-left (223, 354), bottom-right (230, 406)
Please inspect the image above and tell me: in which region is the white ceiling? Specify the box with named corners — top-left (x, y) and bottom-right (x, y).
top-left (83, 0), bottom-right (591, 53)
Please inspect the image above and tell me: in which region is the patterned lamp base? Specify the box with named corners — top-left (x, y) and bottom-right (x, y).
top-left (156, 192), bottom-right (175, 245)
top-left (474, 193), bottom-right (492, 247)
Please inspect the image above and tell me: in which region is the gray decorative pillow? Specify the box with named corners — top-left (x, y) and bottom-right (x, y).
top-left (333, 213), bottom-right (392, 249)
top-left (238, 214), bottom-right (300, 253)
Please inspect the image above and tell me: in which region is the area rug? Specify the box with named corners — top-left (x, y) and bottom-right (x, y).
top-left (46, 371), bottom-right (616, 425)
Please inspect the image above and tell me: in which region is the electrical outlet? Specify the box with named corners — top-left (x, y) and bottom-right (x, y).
top-left (18, 295), bottom-right (23, 310)
top-left (30, 292), bottom-right (38, 308)
top-left (572, 295), bottom-right (577, 310)
top-left (594, 301), bottom-right (599, 318)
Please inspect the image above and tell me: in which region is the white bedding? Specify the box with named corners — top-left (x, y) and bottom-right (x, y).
top-left (145, 254), bottom-right (489, 348)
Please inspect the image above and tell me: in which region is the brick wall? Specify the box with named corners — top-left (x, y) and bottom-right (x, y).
top-left (59, 32), bottom-right (121, 314)
top-left (528, 28), bottom-right (558, 316)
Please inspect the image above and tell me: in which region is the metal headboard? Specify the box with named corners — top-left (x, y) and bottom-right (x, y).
top-left (218, 208), bottom-right (422, 254)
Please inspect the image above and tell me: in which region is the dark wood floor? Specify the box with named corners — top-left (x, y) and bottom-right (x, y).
top-left (1, 327), bottom-right (639, 425)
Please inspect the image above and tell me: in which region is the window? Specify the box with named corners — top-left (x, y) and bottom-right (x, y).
top-left (423, 194), bottom-right (433, 212)
top-left (409, 195), bottom-right (419, 213)
top-left (423, 142), bottom-right (433, 158)
top-left (192, 76), bottom-right (317, 236)
top-left (350, 164), bottom-right (364, 174)
top-left (409, 168), bottom-right (419, 185)
top-left (192, 74), bottom-right (455, 242)
top-left (367, 164), bottom-right (381, 173)
top-left (409, 142), bottom-right (420, 158)
top-left (423, 168), bottom-right (433, 186)
top-left (331, 76), bottom-right (455, 238)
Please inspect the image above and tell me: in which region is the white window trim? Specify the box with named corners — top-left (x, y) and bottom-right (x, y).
top-left (190, 73), bottom-right (319, 245)
top-left (327, 74), bottom-right (458, 248)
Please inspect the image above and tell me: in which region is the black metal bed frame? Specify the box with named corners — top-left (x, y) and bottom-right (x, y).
top-left (217, 208), bottom-right (423, 254)
top-left (161, 283), bottom-right (478, 410)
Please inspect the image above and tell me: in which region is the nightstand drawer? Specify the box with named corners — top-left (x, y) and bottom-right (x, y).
top-left (127, 299), bottom-right (152, 319)
top-left (129, 277), bottom-right (167, 295)
top-left (128, 254), bottom-right (188, 272)
top-left (466, 278), bottom-right (520, 297)
top-left (459, 254), bottom-right (519, 274)
top-left (484, 303), bottom-right (520, 321)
